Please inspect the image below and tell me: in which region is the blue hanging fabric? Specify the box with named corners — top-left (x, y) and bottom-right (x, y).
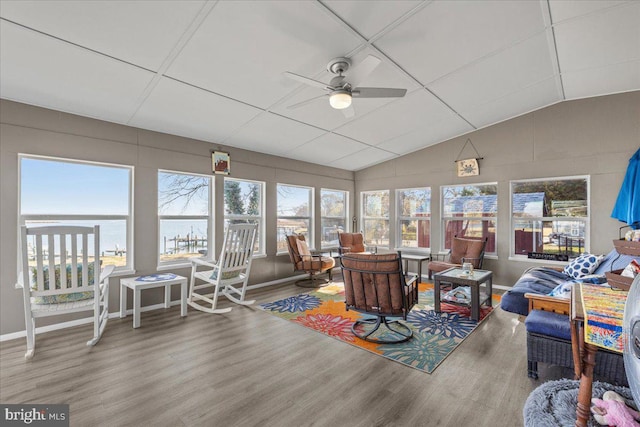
top-left (611, 148), bottom-right (640, 229)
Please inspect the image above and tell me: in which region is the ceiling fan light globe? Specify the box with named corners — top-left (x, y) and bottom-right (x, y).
top-left (329, 91), bottom-right (352, 109)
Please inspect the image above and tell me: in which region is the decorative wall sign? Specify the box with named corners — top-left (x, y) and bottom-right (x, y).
top-left (454, 138), bottom-right (483, 178)
top-left (212, 151), bottom-right (230, 175)
top-left (457, 158), bottom-right (479, 177)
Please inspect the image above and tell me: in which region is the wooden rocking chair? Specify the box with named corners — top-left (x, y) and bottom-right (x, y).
top-left (17, 225), bottom-right (114, 359)
top-left (188, 223), bottom-right (258, 314)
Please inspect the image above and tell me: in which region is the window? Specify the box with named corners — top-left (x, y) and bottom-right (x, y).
top-left (224, 177), bottom-right (265, 255)
top-left (361, 190), bottom-right (390, 249)
top-left (277, 184), bottom-right (313, 252)
top-left (397, 188), bottom-right (431, 251)
top-left (511, 176), bottom-right (589, 258)
top-left (320, 189), bottom-right (347, 248)
top-left (20, 155), bottom-right (133, 271)
top-left (158, 171), bottom-right (211, 265)
top-left (441, 183), bottom-right (497, 255)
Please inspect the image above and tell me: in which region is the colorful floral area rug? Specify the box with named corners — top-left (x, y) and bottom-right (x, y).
top-left (259, 282), bottom-right (501, 373)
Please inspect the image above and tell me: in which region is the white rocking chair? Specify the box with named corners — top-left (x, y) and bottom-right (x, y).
top-left (16, 225), bottom-right (114, 359)
top-left (188, 223), bottom-right (258, 314)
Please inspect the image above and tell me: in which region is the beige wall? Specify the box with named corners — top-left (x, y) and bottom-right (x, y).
top-left (1, 92), bottom-right (638, 335)
top-left (0, 100), bottom-right (354, 335)
top-left (355, 91), bottom-right (640, 287)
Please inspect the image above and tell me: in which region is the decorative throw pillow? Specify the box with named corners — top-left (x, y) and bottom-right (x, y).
top-left (30, 264), bottom-right (95, 304)
top-left (209, 265), bottom-right (241, 281)
top-left (563, 253), bottom-right (604, 279)
top-left (296, 238), bottom-right (311, 257)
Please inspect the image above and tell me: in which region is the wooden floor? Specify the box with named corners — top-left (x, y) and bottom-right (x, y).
top-left (0, 279), bottom-right (566, 427)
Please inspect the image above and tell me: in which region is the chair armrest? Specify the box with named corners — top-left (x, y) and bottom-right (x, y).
top-left (190, 258), bottom-right (217, 268)
top-left (100, 265), bottom-right (116, 282)
top-left (404, 274), bottom-right (418, 287)
top-left (525, 292), bottom-right (570, 315)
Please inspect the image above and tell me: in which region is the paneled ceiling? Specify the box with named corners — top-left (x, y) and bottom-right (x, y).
top-left (1, 1), bottom-right (638, 171)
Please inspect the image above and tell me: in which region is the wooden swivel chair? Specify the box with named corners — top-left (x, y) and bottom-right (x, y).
top-left (17, 225), bottom-right (114, 359)
top-left (427, 236), bottom-right (487, 279)
top-left (285, 234), bottom-right (335, 288)
top-left (337, 232), bottom-right (377, 255)
top-left (340, 252), bottom-right (418, 343)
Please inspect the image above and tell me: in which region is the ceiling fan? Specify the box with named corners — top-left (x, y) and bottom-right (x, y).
top-left (283, 55), bottom-right (407, 118)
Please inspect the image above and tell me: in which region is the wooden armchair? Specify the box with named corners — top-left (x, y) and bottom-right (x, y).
top-left (427, 236), bottom-right (487, 279)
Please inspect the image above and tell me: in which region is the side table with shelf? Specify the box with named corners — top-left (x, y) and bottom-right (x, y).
top-left (433, 267), bottom-right (493, 321)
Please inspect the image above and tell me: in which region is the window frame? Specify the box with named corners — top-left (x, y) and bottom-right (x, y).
top-left (320, 188), bottom-right (348, 249)
top-left (396, 187), bottom-right (431, 252)
top-left (224, 177), bottom-right (266, 256)
top-left (361, 189), bottom-right (390, 250)
top-left (18, 154), bottom-right (134, 274)
top-left (509, 175), bottom-right (590, 261)
top-left (440, 182), bottom-right (498, 256)
top-left (157, 169), bottom-right (213, 268)
top-left (276, 183), bottom-right (314, 253)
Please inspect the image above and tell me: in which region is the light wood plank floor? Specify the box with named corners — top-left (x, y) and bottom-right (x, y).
top-left (0, 278), bottom-right (566, 427)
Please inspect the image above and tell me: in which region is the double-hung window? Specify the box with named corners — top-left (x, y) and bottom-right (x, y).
top-left (441, 183), bottom-right (497, 255)
top-left (224, 177), bottom-right (265, 255)
top-left (361, 190), bottom-right (389, 249)
top-left (158, 170), bottom-right (211, 265)
top-left (320, 189), bottom-right (347, 249)
top-left (277, 184), bottom-right (313, 252)
top-left (19, 155), bottom-right (133, 272)
top-left (397, 187), bottom-right (431, 251)
top-left (511, 176), bottom-right (589, 259)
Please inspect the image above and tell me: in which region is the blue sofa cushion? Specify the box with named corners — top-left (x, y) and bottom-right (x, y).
top-left (594, 248), bottom-right (640, 274)
top-left (501, 268), bottom-right (572, 316)
top-left (525, 309), bottom-right (571, 341)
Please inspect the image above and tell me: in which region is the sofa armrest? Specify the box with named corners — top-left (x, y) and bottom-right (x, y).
top-left (524, 292), bottom-right (570, 315)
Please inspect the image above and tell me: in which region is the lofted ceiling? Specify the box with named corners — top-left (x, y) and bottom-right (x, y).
top-left (1, 1), bottom-right (638, 171)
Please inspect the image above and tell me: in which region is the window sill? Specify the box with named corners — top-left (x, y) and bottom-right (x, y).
top-left (157, 262), bottom-right (193, 271)
top-left (508, 256), bottom-right (568, 266)
top-left (110, 268), bottom-right (136, 277)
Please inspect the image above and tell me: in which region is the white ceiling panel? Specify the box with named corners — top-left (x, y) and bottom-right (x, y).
top-left (222, 113), bottom-right (326, 157)
top-left (130, 77), bottom-right (262, 143)
top-left (429, 32), bottom-right (556, 115)
top-left (554, 2), bottom-right (640, 73)
top-left (335, 90), bottom-right (453, 145)
top-left (288, 133), bottom-right (369, 165)
top-left (0, 0), bottom-right (205, 71)
top-left (329, 146), bottom-right (397, 171)
top-left (1, 1), bottom-right (638, 172)
top-left (377, 111), bottom-right (474, 155)
top-left (460, 76), bottom-right (562, 128)
top-left (166, 0), bottom-right (363, 109)
top-left (563, 60), bottom-right (640, 100)
top-left (272, 47), bottom-right (421, 130)
top-left (549, 0), bottom-right (630, 24)
top-left (375, 0), bottom-right (546, 84)
top-left (320, 0), bottom-right (423, 39)
top-left (0, 21), bottom-right (154, 124)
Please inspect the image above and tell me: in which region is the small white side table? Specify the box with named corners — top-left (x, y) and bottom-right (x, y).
top-left (120, 273), bottom-right (188, 328)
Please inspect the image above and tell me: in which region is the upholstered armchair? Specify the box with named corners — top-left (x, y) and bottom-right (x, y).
top-left (286, 234), bottom-right (335, 288)
top-left (340, 253), bottom-right (418, 343)
top-left (337, 232), bottom-right (377, 255)
top-left (427, 236), bottom-right (487, 279)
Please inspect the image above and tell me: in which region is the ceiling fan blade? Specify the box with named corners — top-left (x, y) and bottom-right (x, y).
top-left (342, 105), bottom-right (355, 118)
top-left (283, 72), bottom-right (331, 90)
top-left (347, 55), bottom-right (382, 87)
top-left (352, 87), bottom-right (407, 98)
top-left (287, 94), bottom-right (327, 109)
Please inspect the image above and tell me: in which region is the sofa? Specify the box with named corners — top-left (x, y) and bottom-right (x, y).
top-left (501, 248), bottom-right (640, 384)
